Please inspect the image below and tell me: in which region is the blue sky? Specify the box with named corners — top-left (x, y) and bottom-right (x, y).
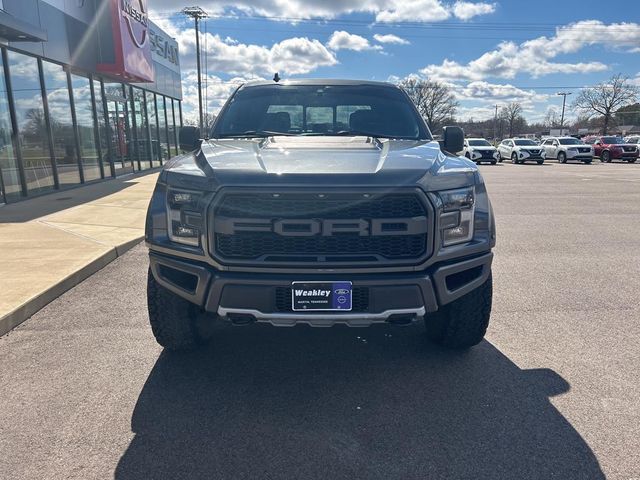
top-left (149, 0), bottom-right (640, 123)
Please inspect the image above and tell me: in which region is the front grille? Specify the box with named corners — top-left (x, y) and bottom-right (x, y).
top-left (623, 146), bottom-right (637, 152)
top-left (210, 190), bottom-right (431, 267)
top-left (480, 151), bottom-right (495, 159)
top-left (275, 287), bottom-right (369, 312)
top-left (578, 148), bottom-right (591, 153)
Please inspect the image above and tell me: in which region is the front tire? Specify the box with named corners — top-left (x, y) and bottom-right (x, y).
top-left (601, 151), bottom-right (611, 163)
top-left (147, 269), bottom-right (213, 350)
top-left (511, 152), bottom-right (518, 164)
top-left (425, 274), bottom-right (492, 349)
top-left (558, 152), bottom-right (567, 163)
top-left (537, 160), bottom-right (544, 165)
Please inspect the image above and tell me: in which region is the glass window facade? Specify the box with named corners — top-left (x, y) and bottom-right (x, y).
top-left (146, 91), bottom-right (158, 165)
top-left (0, 47), bottom-right (181, 203)
top-left (0, 53), bottom-right (21, 202)
top-left (156, 95), bottom-right (168, 163)
top-left (42, 60), bottom-right (81, 188)
top-left (132, 87), bottom-right (152, 170)
top-left (7, 50), bottom-right (55, 195)
top-left (71, 74), bottom-right (101, 182)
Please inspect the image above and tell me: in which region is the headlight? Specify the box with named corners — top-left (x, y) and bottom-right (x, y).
top-left (166, 189), bottom-right (203, 247)
top-left (568, 147), bottom-right (578, 151)
top-left (438, 187), bottom-right (475, 246)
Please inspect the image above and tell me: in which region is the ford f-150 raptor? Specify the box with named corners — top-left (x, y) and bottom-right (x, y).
top-left (145, 79), bottom-right (496, 351)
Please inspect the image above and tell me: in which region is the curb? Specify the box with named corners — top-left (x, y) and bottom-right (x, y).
top-left (0, 237), bottom-right (144, 338)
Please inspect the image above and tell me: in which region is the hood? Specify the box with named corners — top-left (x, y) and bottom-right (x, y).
top-left (164, 136), bottom-right (478, 191)
top-left (200, 136), bottom-right (441, 174)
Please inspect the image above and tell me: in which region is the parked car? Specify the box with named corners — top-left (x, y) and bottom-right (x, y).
top-left (497, 138), bottom-right (546, 164)
top-left (624, 135), bottom-right (639, 144)
top-left (583, 136), bottom-right (639, 163)
top-left (145, 79), bottom-right (496, 352)
top-left (541, 137), bottom-right (593, 164)
top-left (460, 138), bottom-right (500, 164)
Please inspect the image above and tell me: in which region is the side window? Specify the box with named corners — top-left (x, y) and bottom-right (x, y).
top-left (543, 139), bottom-right (551, 145)
top-left (336, 105), bottom-right (370, 130)
top-left (306, 106), bottom-right (333, 132)
top-left (266, 105), bottom-right (303, 130)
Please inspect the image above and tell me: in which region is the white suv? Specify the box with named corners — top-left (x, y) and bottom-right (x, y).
top-left (460, 138), bottom-right (500, 164)
top-left (542, 137), bottom-right (593, 164)
top-left (498, 138), bottom-right (546, 164)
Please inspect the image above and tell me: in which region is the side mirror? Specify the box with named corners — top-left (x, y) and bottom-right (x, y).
top-left (442, 126), bottom-right (464, 155)
top-left (179, 126), bottom-right (202, 152)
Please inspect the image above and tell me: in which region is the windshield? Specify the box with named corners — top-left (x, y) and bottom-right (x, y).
top-left (514, 139), bottom-right (538, 146)
top-left (468, 139), bottom-right (491, 146)
top-left (602, 136), bottom-right (624, 144)
top-left (559, 138), bottom-right (583, 145)
top-left (212, 84), bottom-right (430, 140)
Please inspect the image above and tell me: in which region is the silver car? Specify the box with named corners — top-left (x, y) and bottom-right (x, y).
top-left (541, 137), bottom-right (593, 164)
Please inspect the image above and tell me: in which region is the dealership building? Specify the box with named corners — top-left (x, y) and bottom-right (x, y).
top-left (0, 0), bottom-right (182, 204)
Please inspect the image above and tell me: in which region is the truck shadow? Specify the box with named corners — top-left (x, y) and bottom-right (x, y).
top-left (115, 324), bottom-right (604, 480)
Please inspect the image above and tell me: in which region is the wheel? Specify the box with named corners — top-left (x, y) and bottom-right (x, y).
top-left (425, 274), bottom-right (492, 349)
top-left (465, 152), bottom-right (471, 159)
top-left (497, 152), bottom-right (503, 162)
top-left (583, 159), bottom-right (592, 164)
top-left (511, 152), bottom-right (518, 164)
top-left (537, 160), bottom-right (544, 165)
top-left (601, 151), bottom-right (611, 163)
top-left (147, 268), bottom-right (213, 350)
top-left (558, 152), bottom-right (567, 164)
top-left (629, 159), bottom-right (637, 163)
top-left (491, 160), bottom-right (497, 165)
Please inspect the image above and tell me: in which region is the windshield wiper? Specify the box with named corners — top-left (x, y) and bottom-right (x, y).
top-left (333, 130), bottom-right (420, 140)
top-left (215, 130), bottom-right (295, 138)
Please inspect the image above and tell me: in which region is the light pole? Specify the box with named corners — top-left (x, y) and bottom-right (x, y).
top-left (557, 92), bottom-right (572, 134)
top-left (182, 6), bottom-right (208, 132)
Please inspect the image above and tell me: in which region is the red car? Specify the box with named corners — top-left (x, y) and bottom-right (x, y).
top-left (584, 136), bottom-right (638, 163)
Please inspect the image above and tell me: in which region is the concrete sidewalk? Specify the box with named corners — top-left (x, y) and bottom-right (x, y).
top-left (0, 171), bottom-right (158, 337)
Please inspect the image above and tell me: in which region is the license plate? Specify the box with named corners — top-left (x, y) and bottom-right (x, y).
top-left (291, 282), bottom-right (352, 311)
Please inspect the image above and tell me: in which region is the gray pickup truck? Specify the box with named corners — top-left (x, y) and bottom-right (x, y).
top-left (145, 79), bottom-right (496, 351)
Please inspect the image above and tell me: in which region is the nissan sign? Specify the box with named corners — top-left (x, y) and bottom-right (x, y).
top-left (97, 0), bottom-right (154, 83)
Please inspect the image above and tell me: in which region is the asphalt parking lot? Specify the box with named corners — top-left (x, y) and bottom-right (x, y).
top-left (1, 160), bottom-right (639, 480)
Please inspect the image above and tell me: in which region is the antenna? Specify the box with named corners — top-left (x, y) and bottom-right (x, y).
top-left (273, 73), bottom-right (281, 83)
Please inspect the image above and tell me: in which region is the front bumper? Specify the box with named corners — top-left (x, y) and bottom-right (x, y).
top-left (566, 150), bottom-right (593, 160)
top-left (148, 250), bottom-right (493, 326)
top-left (611, 150), bottom-right (639, 160)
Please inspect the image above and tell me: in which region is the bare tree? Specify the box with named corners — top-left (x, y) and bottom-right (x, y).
top-left (399, 78), bottom-right (458, 133)
top-left (500, 102), bottom-right (523, 137)
top-left (572, 74), bottom-right (639, 134)
top-left (544, 107), bottom-right (560, 128)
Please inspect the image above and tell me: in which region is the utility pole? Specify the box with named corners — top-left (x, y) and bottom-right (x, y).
top-left (557, 92), bottom-right (572, 134)
top-left (493, 104), bottom-right (499, 142)
top-left (182, 6), bottom-right (208, 132)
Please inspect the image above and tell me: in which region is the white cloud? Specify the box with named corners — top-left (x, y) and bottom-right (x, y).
top-left (327, 30), bottom-right (381, 51)
top-left (452, 1), bottom-right (496, 21)
top-left (375, 0), bottom-right (451, 22)
top-left (150, 0), bottom-right (497, 23)
top-left (420, 21), bottom-right (640, 81)
top-left (456, 81), bottom-right (546, 103)
top-left (153, 18), bottom-right (337, 77)
top-left (373, 33), bottom-right (410, 45)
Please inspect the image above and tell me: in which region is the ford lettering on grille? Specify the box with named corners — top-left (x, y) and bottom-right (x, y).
top-left (214, 217), bottom-right (428, 237)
